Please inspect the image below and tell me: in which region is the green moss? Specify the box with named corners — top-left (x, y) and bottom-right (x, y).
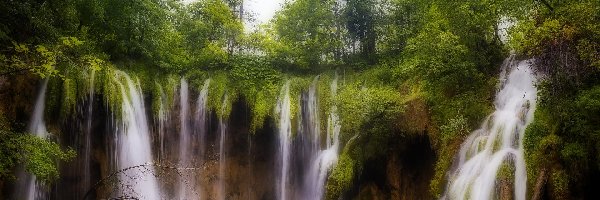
top-left (430, 143), bottom-right (456, 198)
top-left (98, 67), bottom-right (123, 117)
top-left (151, 75), bottom-right (178, 117)
top-left (550, 170), bottom-right (569, 199)
top-left (497, 162), bottom-right (515, 180)
top-left (325, 153), bottom-right (355, 200)
top-left (316, 74), bottom-right (334, 137)
top-left (208, 72), bottom-right (235, 119)
top-left (61, 78), bottom-right (76, 116)
top-left (249, 83), bottom-right (278, 133)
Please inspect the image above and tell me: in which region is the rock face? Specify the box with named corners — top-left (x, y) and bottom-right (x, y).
top-left (52, 97), bottom-right (281, 200)
top-left (3, 77), bottom-right (437, 200)
top-left (350, 134), bottom-right (436, 200)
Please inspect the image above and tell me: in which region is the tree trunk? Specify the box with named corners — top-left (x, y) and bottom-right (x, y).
top-left (532, 168), bottom-right (548, 200)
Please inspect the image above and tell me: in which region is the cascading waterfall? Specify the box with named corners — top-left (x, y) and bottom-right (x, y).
top-left (218, 94), bottom-right (228, 200)
top-left (195, 79), bottom-right (210, 153)
top-left (305, 77), bottom-right (321, 156)
top-left (194, 79), bottom-right (210, 174)
top-left (82, 70), bottom-right (95, 198)
top-left (276, 81), bottom-right (292, 200)
top-left (156, 85), bottom-right (168, 162)
top-left (178, 78), bottom-right (196, 198)
top-left (17, 74), bottom-right (349, 199)
top-left (29, 79), bottom-right (49, 137)
top-left (297, 76), bottom-right (320, 198)
top-left (303, 76), bottom-right (341, 200)
top-left (114, 72), bottom-right (160, 199)
top-left (17, 78), bottom-right (49, 200)
top-left (444, 57), bottom-right (537, 200)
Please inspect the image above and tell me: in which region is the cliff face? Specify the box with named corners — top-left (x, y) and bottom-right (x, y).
top-left (0, 75), bottom-right (440, 199)
top-left (51, 96), bottom-right (282, 199)
top-left (38, 90), bottom-right (436, 199)
top-left (350, 134), bottom-right (436, 200)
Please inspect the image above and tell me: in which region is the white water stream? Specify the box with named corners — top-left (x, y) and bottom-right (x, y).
top-left (276, 81), bottom-right (292, 200)
top-left (178, 78), bottom-right (196, 198)
top-left (304, 76), bottom-right (341, 200)
top-left (114, 72), bottom-right (160, 199)
top-left (19, 79), bottom-right (49, 200)
top-left (444, 57), bottom-right (537, 200)
top-left (218, 94), bottom-right (228, 200)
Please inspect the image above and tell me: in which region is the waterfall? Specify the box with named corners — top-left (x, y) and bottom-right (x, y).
top-left (194, 79), bottom-right (210, 178)
top-left (157, 86), bottom-right (167, 162)
top-left (114, 72), bottom-right (160, 199)
top-left (218, 94), bottom-right (228, 200)
top-left (276, 81), bottom-right (292, 200)
top-left (16, 78), bottom-right (49, 200)
top-left (178, 78), bottom-right (195, 198)
top-left (298, 76), bottom-right (320, 198)
top-left (195, 79), bottom-right (210, 158)
top-left (29, 79), bottom-right (49, 138)
top-left (82, 70), bottom-right (95, 198)
top-left (306, 77), bottom-right (321, 155)
top-left (303, 76), bottom-right (341, 200)
top-left (444, 57), bottom-right (537, 200)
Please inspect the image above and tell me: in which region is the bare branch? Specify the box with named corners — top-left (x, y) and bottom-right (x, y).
top-left (82, 162), bottom-right (203, 200)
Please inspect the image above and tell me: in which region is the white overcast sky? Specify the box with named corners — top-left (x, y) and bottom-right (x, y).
top-left (182, 0), bottom-right (285, 31)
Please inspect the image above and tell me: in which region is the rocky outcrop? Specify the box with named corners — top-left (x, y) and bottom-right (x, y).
top-left (350, 134), bottom-right (436, 200)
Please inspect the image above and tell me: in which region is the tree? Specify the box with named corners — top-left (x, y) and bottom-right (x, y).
top-left (0, 130), bottom-right (75, 183)
top-left (272, 0), bottom-right (342, 70)
top-left (179, 0), bottom-right (243, 70)
top-left (345, 0), bottom-right (377, 63)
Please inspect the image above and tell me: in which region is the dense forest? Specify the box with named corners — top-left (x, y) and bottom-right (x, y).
top-left (0, 0), bottom-right (599, 199)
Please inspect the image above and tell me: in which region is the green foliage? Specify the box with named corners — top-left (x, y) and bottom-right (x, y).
top-left (376, 0), bottom-right (424, 56)
top-left (180, 0), bottom-right (243, 70)
top-left (229, 55), bottom-right (282, 131)
top-left (4, 0), bottom-right (598, 199)
top-left (151, 75), bottom-right (179, 118)
top-left (0, 0), bottom-right (79, 43)
top-left (513, 2), bottom-right (600, 198)
top-left (402, 5), bottom-right (481, 96)
top-left (550, 170), bottom-right (570, 199)
top-left (207, 72), bottom-right (235, 119)
top-left (325, 153), bottom-right (355, 200)
top-left (248, 86), bottom-right (279, 132)
top-left (273, 0), bottom-right (342, 69)
top-left (399, 3), bottom-right (499, 196)
top-left (0, 38), bottom-right (87, 79)
top-left (337, 83), bottom-right (404, 143)
top-left (0, 130), bottom-right (75, 183)
top-left (320, 69), bottom-right (406, 198)
top-left (439, 115), bottom-right (469, 144)
top-left (345, 0), bottom-right (377, 62)
top-left (429, 144), bottom-right (454, 197)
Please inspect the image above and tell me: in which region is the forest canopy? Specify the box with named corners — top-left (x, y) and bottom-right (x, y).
top-left (0, 0), bottom-right (599, 199)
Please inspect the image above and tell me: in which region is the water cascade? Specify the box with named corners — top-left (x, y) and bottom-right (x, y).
top-left (114, 72), bottom-right (160, 199)
top-left (298, 77), bottom-right (321, 198)
top-left (178, 78), bottom-right (196, 198)
top-left (17, 78), bottom-right (49, 200)
top-left (156, 85), bottom-right (170, 162)
top-left (196, 79), bottom-right (210, 157)
top-left (276, 81), bottom-right (292, 200)
top-left (194, 79), bottom-right (210, 184)
top-left (217, 94), bottom-right (229, 200)
top-left (15, 74), bottom-right (349, 200)
top-left (81, 70), bottom-right (95, 198)
top-left (303, 76), bottom-right (341, 199)
top-left (444, 57), bottom-right (537, 200)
